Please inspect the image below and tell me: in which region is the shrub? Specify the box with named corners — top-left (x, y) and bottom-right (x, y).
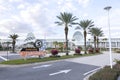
top-left (89, 66), bottom-right (119, 80)
top-left (75, 48), bottom-right (81, 54)
top-left (115, 49), bottom-right (120, 53)
top-left (51, 49), bottom-right (58, 56)
top-left (88, 48), bottom-right (94, 54)
top-left (96, 48), bottom-right (100, 53)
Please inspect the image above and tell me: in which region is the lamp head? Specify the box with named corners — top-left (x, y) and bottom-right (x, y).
top-left (104, 6), bottom-right (112, 11)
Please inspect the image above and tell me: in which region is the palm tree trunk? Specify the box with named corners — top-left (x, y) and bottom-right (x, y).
top-left (94, 36), bottom-right (96, 53)
top-left (12, 40), bottom-right (15, 53)
top-left (65, 25), bottom-right (69, 55)
top-left (84, 31), bottom-right (87, 54)
top-left (97, 37), bottom-right (99, 48)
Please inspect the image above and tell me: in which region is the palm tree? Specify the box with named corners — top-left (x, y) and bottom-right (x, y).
top-left (55, 12), bottom-right (78, 55)
top-left (78, 20), bottom-right (94, 54)
top-left (89, 27), bottom-right (104, 52)
top-left (96, 28), bottom-right (104, 48)
top-left (89, 27), bottom-right (98, 52)
top-left (9, 33), bottom-right (19, 53)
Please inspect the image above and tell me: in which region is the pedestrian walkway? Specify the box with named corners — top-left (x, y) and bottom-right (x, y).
top-left (66, 51), bottom-right (120, 67)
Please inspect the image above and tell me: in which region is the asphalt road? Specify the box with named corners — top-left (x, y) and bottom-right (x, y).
top-left (0, 61), bottom-right (99, 80)
top-left (0, 55), bottom-right (22, 62)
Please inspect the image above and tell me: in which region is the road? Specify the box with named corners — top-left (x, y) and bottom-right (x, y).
top-left (0, 54), bottom-right (21, 62)
top-left (0, 61), bottom-right (99, 80)
top-left (0, 51), bottom-right (120, 80)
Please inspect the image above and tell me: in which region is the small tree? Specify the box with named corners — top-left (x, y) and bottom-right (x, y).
top-left (9, 33), bottom-right (19, 53)
top-left (53, 41), bottom-right (58, 48)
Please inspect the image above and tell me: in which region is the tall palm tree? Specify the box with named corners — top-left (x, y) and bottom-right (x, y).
top-left (9, 33), bottom-right (19, 53)
top-left (55, 12), bottom-right (78, 55)
top-left (78, 20), bottom-right (94, 54)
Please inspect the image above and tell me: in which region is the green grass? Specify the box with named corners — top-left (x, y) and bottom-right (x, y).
top-left (0, 53), bottom-right (101, 65)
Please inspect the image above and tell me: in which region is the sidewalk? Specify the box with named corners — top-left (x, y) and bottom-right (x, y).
top-left (66, 51), bottom-right (120, 67)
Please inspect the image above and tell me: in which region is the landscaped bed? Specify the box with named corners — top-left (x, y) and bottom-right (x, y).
top-left (89, 62), bottom-right (120, 80)
top-left (0, 53), bottom-right (99, 65)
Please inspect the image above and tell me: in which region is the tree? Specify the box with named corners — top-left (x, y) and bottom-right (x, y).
top-left (9, 33), bottom-right (19, 53)
top-left (96, 28), bottom-right (104, 48)
top-left (89, 27), bottom-right (104, 52)
top-left (78, 20), bottom-right (94, 54)
top-left (58, 42), bottom-right (64, 52)
top-left (55, 12), bottom-right (78, 55)
top-left (89, 27), bottom-right (98, 52)
top-left (53, 41), bottom-right (58, 48)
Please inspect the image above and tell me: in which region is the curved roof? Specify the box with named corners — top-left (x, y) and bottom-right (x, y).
top-left (73, 31), bottom-right (83, 41)
top-left (75, 26), bottom-right (81, 30)
top-left (25, 32), bottom-right (36, 41)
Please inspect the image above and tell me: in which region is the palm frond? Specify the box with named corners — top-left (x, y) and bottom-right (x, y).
top-left (55, 12), bottom-right (78, 26)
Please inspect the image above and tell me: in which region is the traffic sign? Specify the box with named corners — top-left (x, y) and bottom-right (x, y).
top-left (34, 39), bottom-right (43, 48)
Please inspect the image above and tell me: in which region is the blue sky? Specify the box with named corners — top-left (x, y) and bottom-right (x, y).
top-left (0, 0), bottom-right (120, 40)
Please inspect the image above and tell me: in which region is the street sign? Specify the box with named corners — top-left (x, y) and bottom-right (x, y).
top-left (34, 39), bottom-right (43, 48)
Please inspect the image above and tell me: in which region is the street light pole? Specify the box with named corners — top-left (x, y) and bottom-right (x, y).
top-left (104, 6), bottom-right (112, 69)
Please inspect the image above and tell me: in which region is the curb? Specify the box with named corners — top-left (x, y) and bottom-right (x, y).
top-left (83, 67), bottom-right (103, 80)
top-left (84, 71), bottom-right (97, 80)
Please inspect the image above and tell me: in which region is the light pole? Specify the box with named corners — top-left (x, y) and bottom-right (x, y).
top-left (104, 6), bottom-right (112, 69)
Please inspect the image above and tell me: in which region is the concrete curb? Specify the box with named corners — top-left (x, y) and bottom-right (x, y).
top-left (84, 71), bottom-right (97, 80)
top-left (83, 67), bottom-right (103, 80)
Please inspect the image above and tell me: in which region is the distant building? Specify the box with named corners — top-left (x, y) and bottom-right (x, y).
top-left (72, 26), bottom-right (84, 46)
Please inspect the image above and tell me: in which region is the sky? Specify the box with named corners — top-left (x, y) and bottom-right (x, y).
top-left (0, 0), bottom-right (120, 40)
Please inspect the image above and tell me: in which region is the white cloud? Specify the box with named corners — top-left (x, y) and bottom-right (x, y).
top-left (78, 0), bottom-right (91, 7)
top-left (0, 0), bottom-right (120, 39)
top-left (9, 0), bottom-right (24, 3)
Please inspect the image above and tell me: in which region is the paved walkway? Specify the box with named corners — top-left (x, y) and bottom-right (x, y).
top-left (66, 51), bottom-right (120, 67)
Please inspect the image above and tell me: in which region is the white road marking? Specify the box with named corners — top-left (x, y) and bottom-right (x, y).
top-left (33, 64), bottom-right (52, 69)
top-left (0, 56), bottom-right (8, 61)
top-left (83, 67), bottom-right (103, 76)
top-left (49, 69), bottom-right (71, 76)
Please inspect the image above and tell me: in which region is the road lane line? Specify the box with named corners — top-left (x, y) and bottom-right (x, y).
top-left (83, 67), bottom-right (103, 76)
top-left (33, 64), bottom-right (52, 69)
top-left (0, 56), bottom-right (8, 61)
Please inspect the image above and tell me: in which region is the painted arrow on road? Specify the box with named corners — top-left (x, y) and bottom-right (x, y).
top-left (33, 64), bottom-right (52, 69)
top-left (49, 69), bottom-right (71, 76)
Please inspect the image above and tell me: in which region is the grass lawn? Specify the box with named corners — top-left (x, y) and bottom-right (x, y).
top-left (0, 53), bottom-right (101, 65)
